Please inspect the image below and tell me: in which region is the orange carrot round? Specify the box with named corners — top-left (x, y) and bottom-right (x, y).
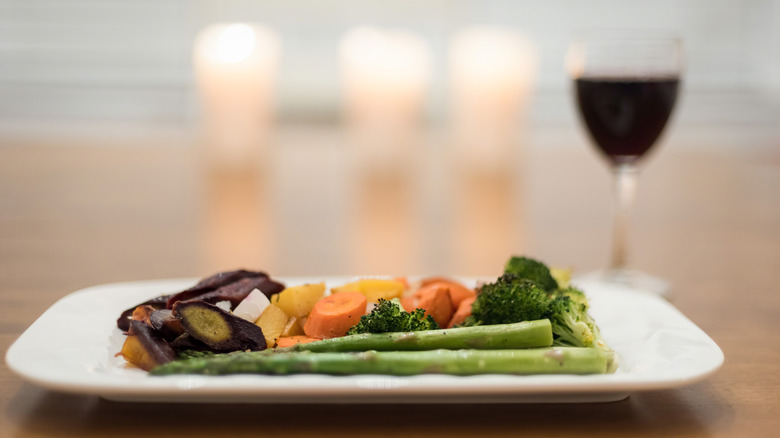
top-left (400, 295), bottom-right (418, 313)
top-left (415, 284), bottom-right (453, 328)
top-left (419, 278), bottom-right (476, 310)
top-left (303, 291), bottom-right (367, 339)
top-left (447, 295), bottom-right (476, 328)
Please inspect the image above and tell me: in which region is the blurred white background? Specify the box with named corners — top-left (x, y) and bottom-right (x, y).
top-left (1, 0), bottom-right (779, 135)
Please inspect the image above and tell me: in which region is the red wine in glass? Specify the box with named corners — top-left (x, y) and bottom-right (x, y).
top-left (575, 77), bottom-right (679, 165)
top-left (567, 34), bottom-right (683, 296)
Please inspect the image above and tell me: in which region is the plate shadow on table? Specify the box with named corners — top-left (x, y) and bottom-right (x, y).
top-left (6, 382), bottom-right (733, 437)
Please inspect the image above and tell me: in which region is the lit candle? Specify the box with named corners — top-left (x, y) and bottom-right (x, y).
top-left (340, 26), bottom-right (432, 128)
top-left (449, 27), bottom-right (537, 169)
top-left (193, 23), bottom-right (281, 170)
top-left (340, 27), bottom-right (432, 171)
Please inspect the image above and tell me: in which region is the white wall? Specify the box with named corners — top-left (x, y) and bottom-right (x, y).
top-left (0, 0), bottom-right (778, 123)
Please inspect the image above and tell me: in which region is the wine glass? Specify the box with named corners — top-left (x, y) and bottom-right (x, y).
top-left (567, 32), bottom-right (683, 296)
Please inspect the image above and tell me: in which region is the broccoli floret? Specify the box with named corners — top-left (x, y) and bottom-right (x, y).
top-left (554, 286), bottom-right (589, 308)
top-left (546, 287), bottom-right (616, 371)
top-left (550, 287), bottom-right (608, 349)
top-left (503, 256), bottom-right (559, 291)
top-left (471, 276), bottom-right (601, 349)
top-left (474, 262), bottom-right (617, 372)
top-left (547, 294), bottom-right (595, 347)
top-left (470, 275), bottom-right (552, 325)
top-left (346, 298), bottom-right (439, 335)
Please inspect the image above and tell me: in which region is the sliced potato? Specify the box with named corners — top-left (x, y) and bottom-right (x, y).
top-left (281, 316), bottom-right (304, 337)
top-left (331, 278), bottom-right (405, 303)
top-left (255, 304), bottom-right (290, 347)
top-left (271, 282), bottom-right (326, 318)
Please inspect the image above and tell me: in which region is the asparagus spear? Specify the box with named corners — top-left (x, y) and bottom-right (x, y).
top-left (151, 347), bottom-right (609, 376)
top-left (279, 319), bottom-right (553, 353)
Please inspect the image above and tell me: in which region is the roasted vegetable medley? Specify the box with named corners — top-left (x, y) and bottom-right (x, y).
top-left (115, 256), bottom-right (617, 376)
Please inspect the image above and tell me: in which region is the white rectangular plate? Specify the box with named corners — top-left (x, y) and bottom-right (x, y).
top-left (6, 276), bottom-right (723, 403)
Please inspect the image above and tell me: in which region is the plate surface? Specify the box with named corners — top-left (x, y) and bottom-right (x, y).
top-left (6, 276), bottom-right (723, 403)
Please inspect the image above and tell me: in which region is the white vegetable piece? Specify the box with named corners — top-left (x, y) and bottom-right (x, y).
top-left (214, 300), bottom-right (232, 312)
top-left (233, 288), bottom-right (271, 322)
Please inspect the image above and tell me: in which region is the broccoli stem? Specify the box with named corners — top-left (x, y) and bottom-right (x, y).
top-left (151, 347), bottom-right (609, 376)
top-left (282, 319), bottom-right (552, 353)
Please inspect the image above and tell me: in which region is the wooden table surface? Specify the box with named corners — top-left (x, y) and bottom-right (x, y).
top-left (1, 120), bottom-right (779, 437)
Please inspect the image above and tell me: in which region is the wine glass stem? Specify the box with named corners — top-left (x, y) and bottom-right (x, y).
top-left (610, 164), bottom-right (639, 272)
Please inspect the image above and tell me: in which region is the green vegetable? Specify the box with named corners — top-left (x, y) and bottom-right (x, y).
top-left (470, 275), bottom-right (551, 326)
top-left (549, 289), bottom-right (617, 372)
top-left (287, 319), bottom-right (552, 352)
top-left (176, 349), bottom-right (217, 360)
top-left (347, 298), bottom-right (439, 335)
top-left (504, 256), bottom-right (558, 291)
top-left (151, 347), bottom-right (609, 376)
top-left (470, 261), bottom-right (618, 372)
top-left (547, 288), bottom-right (599, 347)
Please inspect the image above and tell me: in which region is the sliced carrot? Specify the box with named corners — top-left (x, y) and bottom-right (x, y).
top-left (419, 278), bottom-right (476, 310)
top-left (276, 335), bottom-right (321, 348)
top-left (303, 291), bottom-right (367, 339)
top-left (419, 276), bottom-right (451, 286)
top-left (447, 295), bottom-right (476, 328)
top-left (400, 295), bottom-right (418, 313)
top-left (415, 284), bottom-right (453, 328)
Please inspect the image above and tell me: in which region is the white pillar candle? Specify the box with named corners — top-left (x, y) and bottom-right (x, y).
top-left (340, 26), bottom-right (432, 128)
top-left (193, 23), bottom-right (281, 170)
top-left (449, 27), bottom-right (537, 170)
top-left (340, 27), bottom-right (432, 171)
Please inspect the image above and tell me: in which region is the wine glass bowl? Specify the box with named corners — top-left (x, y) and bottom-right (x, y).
top-left (567, 33), bottom-right (683, 296)
top-left (575, 76), bottom-right (679, 165)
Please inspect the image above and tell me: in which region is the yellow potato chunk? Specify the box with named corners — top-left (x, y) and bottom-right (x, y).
top-left (255, 304), bottom-right (289, 347)
top-left (281, 316), bottom-right (304, 337)
top-left (331, 279), bottom-right (405, 303)
top-left (118, 334), bottom-right (157, 371)
top-left (271, 282), bottom-right (326, 318)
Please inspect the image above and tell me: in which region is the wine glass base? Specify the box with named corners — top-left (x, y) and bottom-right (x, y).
top-left (572, 268), bottom-right (671, 298)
